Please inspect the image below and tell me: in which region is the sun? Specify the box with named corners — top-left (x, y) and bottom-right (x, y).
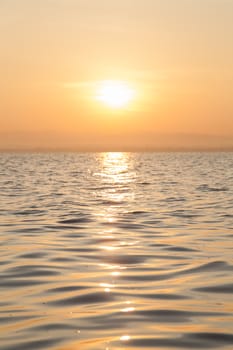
top-left (96, 80), bottom-right (135, 108)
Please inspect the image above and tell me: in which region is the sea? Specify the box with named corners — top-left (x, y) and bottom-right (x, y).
top-left (0, 152), bottom-right (233, 350)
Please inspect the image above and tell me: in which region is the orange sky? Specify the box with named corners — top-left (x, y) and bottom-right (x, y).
top-left (0, 0), bottom-right (233, 151)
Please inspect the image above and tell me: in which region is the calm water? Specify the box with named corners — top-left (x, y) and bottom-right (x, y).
top-left (0, 152), bottom-right (233, 350)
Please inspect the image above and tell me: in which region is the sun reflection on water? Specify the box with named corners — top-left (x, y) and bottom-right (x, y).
top-left (120, 335), bottom-right (131, 341)
top-left (98, 152), bottom-right (135, 193)
top-left (121, 307), bottom-right (135, 313)
top-left (94, 153), bottom-right (136, 346)
top-left (101, 152), bottom-right (130, 176)
top-left (95, 152), bottom-right (136, 221)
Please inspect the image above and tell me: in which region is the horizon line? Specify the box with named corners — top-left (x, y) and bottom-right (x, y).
top-left (1, 147), bottom-right (233, 153)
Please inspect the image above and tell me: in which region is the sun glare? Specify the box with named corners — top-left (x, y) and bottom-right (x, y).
top-left (96, 80), bottom-right (135, 108)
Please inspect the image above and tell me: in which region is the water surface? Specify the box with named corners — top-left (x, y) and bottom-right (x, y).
top-left (0, 152), bottom-right (233, 349)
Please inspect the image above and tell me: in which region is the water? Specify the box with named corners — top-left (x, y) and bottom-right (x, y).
top-left (0, 152), bottom-right (233, 350)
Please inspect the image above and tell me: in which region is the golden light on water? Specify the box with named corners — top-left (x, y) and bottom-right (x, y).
top-left (99, 283), bottom-right (114, 288)
top-left (100, 152), bottom-right (131, 182)
top-left (94, 153), bottom-right (135, 216)
top-left (94, 152), bottom-right (136, 346)
top-left (111, 271), bottom-right (120, 277)
top-left (121, 307), bottom-right (135, 313)
top-left (100, 245), bottom-right (118, 251)
top-left (102, 151), bottom-right (128, 164)
top-left (120, 335), bottom-right (131, 342)
top-left (96, 80), bottom-right (135, 109)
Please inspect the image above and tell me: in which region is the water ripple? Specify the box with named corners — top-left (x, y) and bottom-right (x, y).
top-left (0, 152), bottom-right (233, 350)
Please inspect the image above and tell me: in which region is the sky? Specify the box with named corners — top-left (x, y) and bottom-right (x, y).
top-left (0, 0), bottom-right (233, 151)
